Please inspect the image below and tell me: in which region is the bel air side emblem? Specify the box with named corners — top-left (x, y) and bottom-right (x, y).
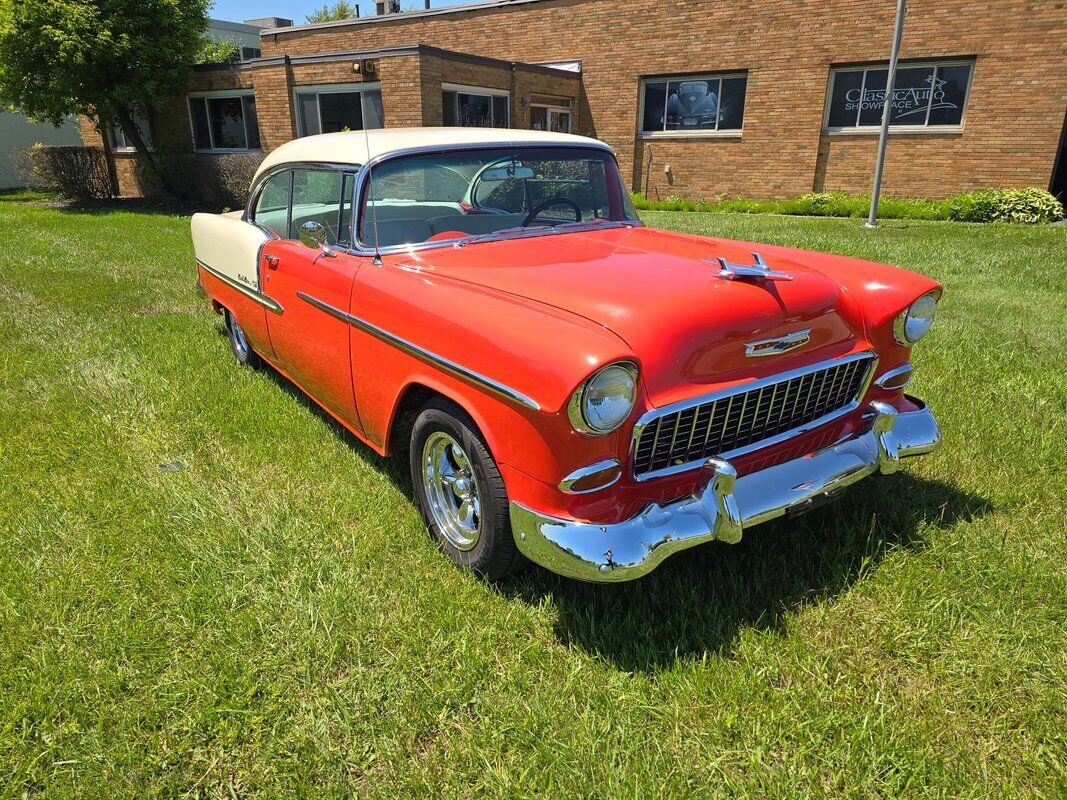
top-left (707, 252), bottom-right (794, 282)
top-left (744, 328), bottom-right (811, 357)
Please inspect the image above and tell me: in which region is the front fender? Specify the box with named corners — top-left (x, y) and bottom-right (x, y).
top-left (349, 258), bottom-right (637, 484)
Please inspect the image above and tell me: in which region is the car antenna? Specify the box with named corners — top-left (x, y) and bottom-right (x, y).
top-left (363, 120), bottom-right (383, 265)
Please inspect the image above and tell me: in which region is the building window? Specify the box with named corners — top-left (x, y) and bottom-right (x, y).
top-left (108, 112), bottom-right (152, 152)
top-left (442, 84), bottom-right (509, 128)
top-left (824, 60), bottom-right (973, 131)
top-left (240, 46), bottom-right (261, 60)
top-left (293, 83), bottom-right (384, 137)
top-left (639, 74), bottom-right (747, 136)
top-left (188, 92), bottom-right (261, 151)
top-left (530, 98), bottom-right (572, 133)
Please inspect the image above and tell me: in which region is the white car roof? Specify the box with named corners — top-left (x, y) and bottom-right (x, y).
top-left (253, 127), bottom-right (612, 182)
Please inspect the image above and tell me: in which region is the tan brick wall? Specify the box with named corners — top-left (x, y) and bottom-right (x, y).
top-left (258, 0), bottom-right (1066, 200)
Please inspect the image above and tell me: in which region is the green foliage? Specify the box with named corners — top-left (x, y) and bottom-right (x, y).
top-left (196, 35), bottom-right (240, 65)
top-left (305, 0), bottom-right (358, 23)
top-left (0, 0), bottom-right (209, 153)
top-left (949, 188), bottom-right (1064, 224)
top-left (14, 143), bottom-right (114, 199)
top-left (632, 188), bottom-right (1063, 223)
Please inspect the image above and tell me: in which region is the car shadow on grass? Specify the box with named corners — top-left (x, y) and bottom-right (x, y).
top-left (247, 341), bottom-right (990, 673)
top-left (500, 473), bottom-right (990, 672)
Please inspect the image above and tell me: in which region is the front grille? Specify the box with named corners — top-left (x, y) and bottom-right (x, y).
top-left (632, 355), bottom-right (874, 479)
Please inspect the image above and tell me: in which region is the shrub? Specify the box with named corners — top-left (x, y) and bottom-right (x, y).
top-left (16, 144), bottom-right (114, 199)
top-left (204, 152), bottom-right (263, 208)
top-left (633, 187), bottom-right (1060, 223)
top-left (949, 188), bottom-right (1064, 224)
top-left (147, 150), bottom-right (263, 207)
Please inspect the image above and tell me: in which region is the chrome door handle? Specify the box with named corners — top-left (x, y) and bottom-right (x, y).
top-left (265, 254), bottom-right (279, 269)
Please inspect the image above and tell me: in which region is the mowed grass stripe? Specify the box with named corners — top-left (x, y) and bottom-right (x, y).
top-left (0, 195), bottom-right (1063, 798)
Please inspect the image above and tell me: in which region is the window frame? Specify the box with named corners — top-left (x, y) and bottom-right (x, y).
top-left (822, 58), bottom-right (975, 135)
top-left (441, 83), bottom-right (511, 129)
top-left (530, 102), bottom-right (573, 133)
top-left (637, 72), bottom-right (747, 139)
top-left (288, 166), bottom-right (359, 245)
top-left (107, 112), bottom-right (152, 154)
top-left (246, 163), bottom-right (361, 248)
top-left (292, 82), bottom-right (384, 138)
top-left (187, 89), bottom-right (261, 153)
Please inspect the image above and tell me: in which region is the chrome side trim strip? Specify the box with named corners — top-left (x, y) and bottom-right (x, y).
top-left (629, 351), bottom-right (878, 482)
top-left (196, 259), bottom-right (284, 314)
top-left (296, 291), bottom-right (541, 411)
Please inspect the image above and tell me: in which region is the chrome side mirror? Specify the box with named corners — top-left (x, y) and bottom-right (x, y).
top-left (298, 221), bottom-right (336, 257)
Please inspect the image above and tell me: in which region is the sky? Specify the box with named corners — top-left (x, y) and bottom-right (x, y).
top-left (209, 0), bottom-right (478, 26)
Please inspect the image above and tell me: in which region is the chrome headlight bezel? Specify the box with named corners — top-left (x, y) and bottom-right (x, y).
top-left (893, 290), bottom-right (941, 346)
top-left (568, 361), bottom-right (639, 436)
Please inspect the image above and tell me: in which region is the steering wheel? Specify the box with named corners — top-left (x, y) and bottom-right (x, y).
top-left (521, 197), bottom-right (582, 227)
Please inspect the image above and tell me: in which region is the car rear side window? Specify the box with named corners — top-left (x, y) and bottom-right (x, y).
top-left (253, 170), bottom-right (291, 238)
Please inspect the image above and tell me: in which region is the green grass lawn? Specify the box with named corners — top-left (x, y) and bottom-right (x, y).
top-left (1, 195), bottom-right (1064, 798)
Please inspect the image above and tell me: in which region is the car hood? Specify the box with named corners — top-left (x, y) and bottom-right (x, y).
top-left (396, 225), bottom-right (864, 406)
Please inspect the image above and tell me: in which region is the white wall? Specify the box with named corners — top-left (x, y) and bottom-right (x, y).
top-left (0, 111), bottom-right (82, 189)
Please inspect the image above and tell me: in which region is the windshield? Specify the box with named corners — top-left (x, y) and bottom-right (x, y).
top-left (359, 146), bottom-right (639, 249)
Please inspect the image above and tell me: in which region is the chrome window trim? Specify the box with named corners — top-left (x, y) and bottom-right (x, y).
top-left (196, 258), bottom-right (283, 314)
top-left (349, 141), bottom-right (636, 256)
top-left (245, 161), bottom-right (362, 226)
top-left (629, 351), bottom-right (878, 482)
top-left (558, 459), bottom-right (622, 494)
top-left (295, 291), bottom-right (540, 411)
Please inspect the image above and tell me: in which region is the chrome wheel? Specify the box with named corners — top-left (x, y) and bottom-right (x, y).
top-left (229, 313), bottom-right (250, 359)
top-left (422, 431), bottom-right (482, 551)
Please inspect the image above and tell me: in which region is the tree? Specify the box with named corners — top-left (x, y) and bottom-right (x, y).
top-left (0, 0), bottom-right (210, 185)
top-left (305, 1), bottom-right (358, 23)
top-left (196, 36), bottom-right (240, 65)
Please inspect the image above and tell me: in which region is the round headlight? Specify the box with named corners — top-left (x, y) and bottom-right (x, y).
top-left (894, 291), bottom-right (939, 345)
top-left (568, 362), bottom-right (637, 435)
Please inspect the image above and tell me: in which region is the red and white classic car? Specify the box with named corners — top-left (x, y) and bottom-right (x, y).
top-left (191, 128), bottom-right (942, 582)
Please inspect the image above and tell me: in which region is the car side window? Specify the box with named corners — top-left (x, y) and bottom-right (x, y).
top-left (253, 170), bottom-right (291, 238)
top-left (290, 168), bottom-right (349, 245)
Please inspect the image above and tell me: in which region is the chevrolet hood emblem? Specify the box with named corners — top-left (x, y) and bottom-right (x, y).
top-left (744, 328), bottom-right (812, 357)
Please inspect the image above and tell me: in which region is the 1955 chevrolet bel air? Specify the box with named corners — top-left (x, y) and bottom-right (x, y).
top-left (191, 128), bottom-right (942, 582)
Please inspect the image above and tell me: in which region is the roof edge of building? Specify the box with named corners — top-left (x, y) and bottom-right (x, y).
top-left (261, 0), bottom-right (559, 37)
top-left (193, 42), bottom-right (579, 76)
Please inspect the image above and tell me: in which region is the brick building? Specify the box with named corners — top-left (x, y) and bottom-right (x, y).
top-left (82, 0), bottom-right (1067, 201)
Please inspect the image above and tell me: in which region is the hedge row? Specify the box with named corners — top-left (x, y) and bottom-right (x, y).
top-left (632, 188), bottom-right (1064, 224)
top-left (15, 145), bottom-right (263, 207)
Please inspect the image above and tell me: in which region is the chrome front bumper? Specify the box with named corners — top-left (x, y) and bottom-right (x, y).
top-left (511, 399), bottom-right (941, 582)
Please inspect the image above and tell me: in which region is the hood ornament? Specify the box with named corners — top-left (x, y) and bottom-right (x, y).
top-left (712, 252), bottom-right (794, 282)
top-left (744, 328), bottom-right (811, 357)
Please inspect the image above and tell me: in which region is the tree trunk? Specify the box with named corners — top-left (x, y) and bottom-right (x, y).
top-left (116, 107), bottom-right (164, 194)
top-left (95, 120), bottom-right (119, 198)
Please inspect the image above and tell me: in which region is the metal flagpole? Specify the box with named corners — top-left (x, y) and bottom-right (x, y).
top-left (866, 0), bottom-right (908, 228)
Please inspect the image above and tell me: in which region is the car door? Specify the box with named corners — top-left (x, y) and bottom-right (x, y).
top-left (259, 166), bottom-right (364, 431)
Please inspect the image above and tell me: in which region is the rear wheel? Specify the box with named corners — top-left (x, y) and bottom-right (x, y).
top-left (225, 309), bottom-right (262, 369)
top-left (409, 399), bottom-right (524, 580)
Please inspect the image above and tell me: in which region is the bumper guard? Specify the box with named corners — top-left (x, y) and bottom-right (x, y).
top-left (510, 398), bottom-right (941, 582)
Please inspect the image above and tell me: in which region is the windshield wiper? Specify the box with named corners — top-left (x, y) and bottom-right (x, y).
top-left (452, 218), bottom-right (626, 248)
top-left (453, 225), bottom-right (544, 248)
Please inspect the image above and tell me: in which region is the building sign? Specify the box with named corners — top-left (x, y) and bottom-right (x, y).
top-left (826, 62), bottom-right (972, 129)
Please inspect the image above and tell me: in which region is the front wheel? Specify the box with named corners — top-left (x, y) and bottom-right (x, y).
top-left (225, 309), bottom-right (262, 369)
top-left (409, 399), bottom-right (524, 580)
